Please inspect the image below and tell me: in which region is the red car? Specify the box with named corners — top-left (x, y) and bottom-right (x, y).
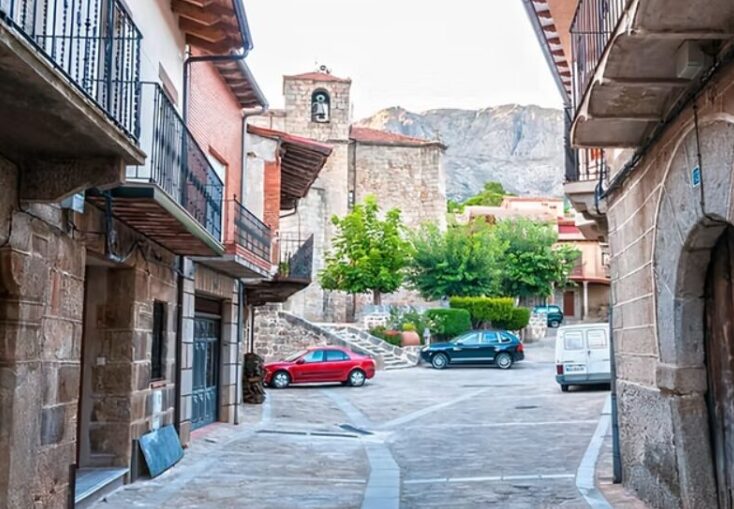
top-left (264, 346), bottom-right (376, 388)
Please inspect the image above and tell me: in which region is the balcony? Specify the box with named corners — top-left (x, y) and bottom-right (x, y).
top-left (88, 84), bottom-right (224, 257)
top-left (194, 200), bottom-right (273, 278)
top-left (246, 235), bottom-right (315, 306)
top-left (565, 145), bottom-right (609, 239)
top-left (0, 0), bottom-right (145, 200)
top-left (570, 0), bottom-right (734, 148)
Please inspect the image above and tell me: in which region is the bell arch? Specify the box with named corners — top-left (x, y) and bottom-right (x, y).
top-left (311, 89), bottom-right (331, 123)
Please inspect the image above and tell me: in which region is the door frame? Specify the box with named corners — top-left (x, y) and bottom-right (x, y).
top-left (192, 307), bottom-right (222, 431)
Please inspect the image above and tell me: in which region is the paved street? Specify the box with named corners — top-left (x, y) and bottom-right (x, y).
top-left (94, 338), bottom-right (611, 508)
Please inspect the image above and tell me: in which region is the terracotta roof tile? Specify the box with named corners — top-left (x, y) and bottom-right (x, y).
top-left (284, 71), bottom-right (351, 83)
top-left (349, 127), bottom-right (444, 148)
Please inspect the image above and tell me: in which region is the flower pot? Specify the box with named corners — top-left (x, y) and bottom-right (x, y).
top-left (401, 330), bottom-right (421, 347)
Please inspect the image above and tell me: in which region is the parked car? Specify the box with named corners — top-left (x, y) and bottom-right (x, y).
top-left (420, 330), bottom-right (524, 370)
top-left (264, 346), bottom-right (376, 389)
top-left (555, 323), bottom-right (611, 392)
top-left (533, 304), bottom-right (564, 328)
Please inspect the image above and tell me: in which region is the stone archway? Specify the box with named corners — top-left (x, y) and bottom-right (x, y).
top-left (653, 117), bottom-right (734, 508)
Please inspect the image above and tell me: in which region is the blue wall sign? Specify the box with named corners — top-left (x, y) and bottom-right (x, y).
top-left (691, 166), bottom-right (701, 188)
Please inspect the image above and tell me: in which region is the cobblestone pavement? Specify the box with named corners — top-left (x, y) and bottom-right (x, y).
top-left (94, 337), bottom-right (615, 508)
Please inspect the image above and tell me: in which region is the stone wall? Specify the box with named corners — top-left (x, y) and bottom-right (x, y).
top-left (606, 60), bottom-right (734, 508)
top-left (253, 305), bottom-right (329, 362)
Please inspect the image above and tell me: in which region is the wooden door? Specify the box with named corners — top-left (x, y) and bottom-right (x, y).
top-left (705, 227), bottom-right (734, 508)
top-left (563, 291), bottom-right (576, 317)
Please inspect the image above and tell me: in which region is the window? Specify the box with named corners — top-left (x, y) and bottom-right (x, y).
top-left (563, 331), bottom-right (585, 350)
top-left (151, 302), bottom-right (166, 381)
top-left (325, 350), bottom-right (349, 361)
top-left (500, 332), bottom-right (515, 344)
top-left (587, 329), bottom-right (608, 349)
top-left (303, 350), bottom-right (325, 363)
top-left (457, 333), bottom-right (481, 345)
top-left (482, 332), bottom-right (498, 344)
top-left (311, 89), bottom-right (331, 123)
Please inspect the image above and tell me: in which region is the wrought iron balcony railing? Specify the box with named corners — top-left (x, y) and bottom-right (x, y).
top-left (0, 0), bottom-right (142, 139)
top-left (566, 147), bottom-right (608, 184)
top-left (128, 84), bottom-right (223, 241)
top-left (571, 0), bottom-right (627, 109)
top-left (277, 234), bottom-right (314, 281)
top-left (228, 199), bottom-right (271, 262)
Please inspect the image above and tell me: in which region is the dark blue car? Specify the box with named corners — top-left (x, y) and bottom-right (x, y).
top-left (420, 330), bottom-right (525, 370)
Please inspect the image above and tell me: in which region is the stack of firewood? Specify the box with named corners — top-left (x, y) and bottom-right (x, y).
top-left (243, 353), bottom-right (266, 405)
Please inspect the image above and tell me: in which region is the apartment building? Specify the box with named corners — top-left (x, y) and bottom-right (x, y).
top-left (0, 1), bottom-right (329, 507)
top-left (525, 0), bottom-right (734, 507)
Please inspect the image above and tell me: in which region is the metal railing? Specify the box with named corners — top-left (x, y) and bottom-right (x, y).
top-left (277, 234), bottom-right (314, 281)
top-left (571, 0), bottom-right (627, 109)
top-left (566, 146), bottom-right (608, 184)
top-left (129, 84), bottom-right (223, 241)
top-left (0, 0), bottom-right (142, 139)
top-left (229, 199), bottom-right (271, 262)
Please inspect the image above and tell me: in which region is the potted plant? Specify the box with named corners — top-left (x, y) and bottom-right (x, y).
top-left (401, 322), bottom-right (421, 347)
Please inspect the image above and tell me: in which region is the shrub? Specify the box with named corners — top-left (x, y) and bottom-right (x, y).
top-left (369, 326), bottom-right (402, 346)
top-left (425, 308), bottom-right (472, 341)
top-left (497, 307), bottom-right (531, 331)
top-left (388, 307), bottom-right (430, 339)
top-left (449, 296), bottom-right (515, 328)
top-left (402, 322), bottom-right (417, 332)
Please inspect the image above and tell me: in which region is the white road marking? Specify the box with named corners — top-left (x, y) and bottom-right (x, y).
top-left (404, 473), bottom-right (575, 485)
top-left (402, 419), bottom-right (598, 429)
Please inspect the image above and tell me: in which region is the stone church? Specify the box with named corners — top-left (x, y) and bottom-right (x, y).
top-left (250, 69), bottom-right (447, 322)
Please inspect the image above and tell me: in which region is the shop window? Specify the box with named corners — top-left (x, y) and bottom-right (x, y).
top-left (152, 302), bottom-right (166, 381)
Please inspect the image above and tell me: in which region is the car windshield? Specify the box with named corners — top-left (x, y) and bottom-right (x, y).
top-left (285, 350), bottom-right (307, 362)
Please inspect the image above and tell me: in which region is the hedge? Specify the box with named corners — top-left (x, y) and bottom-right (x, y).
top-left (449, 296), bottom-right (530, 330)
top-left (425, 308), bottom-right (472, 340)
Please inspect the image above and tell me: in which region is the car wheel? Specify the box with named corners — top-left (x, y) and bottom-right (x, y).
top-left (495, 352), bottom-right (513, 370)
top-left (431, 353), bottom-right (448, 369)
top-left (549, 319), bottom-right (561, 328)
top-left (561, 384), bottom-right (569, 392)
top-left (348, 369), bottom-right (366, 387)
top-left (271, 371), bottom-right (290, 389)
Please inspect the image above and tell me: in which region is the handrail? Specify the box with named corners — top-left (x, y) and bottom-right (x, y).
top-left (278, 234), bottom-right (314, 280)
top-left (229, 199), bottom-right (271, 262)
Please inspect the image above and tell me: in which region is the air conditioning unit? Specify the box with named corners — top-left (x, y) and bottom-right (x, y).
top-left (676, 41), bottom-right (712, 80)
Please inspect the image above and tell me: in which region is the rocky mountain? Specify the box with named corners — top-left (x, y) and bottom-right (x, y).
top-left (356, 105), bottom-right (564, 201)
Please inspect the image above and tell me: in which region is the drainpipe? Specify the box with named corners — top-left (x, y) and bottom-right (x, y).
top-left (173, 256), bottom-right (185, 434)
top-left (609, 305), bottom-right (622, 483)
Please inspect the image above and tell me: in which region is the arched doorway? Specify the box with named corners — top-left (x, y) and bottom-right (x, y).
top-left (705, 226), bottom-right (734, 508)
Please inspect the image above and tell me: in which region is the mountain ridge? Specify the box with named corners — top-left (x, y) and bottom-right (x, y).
top-left (356, 105), bottom-right (564, 201)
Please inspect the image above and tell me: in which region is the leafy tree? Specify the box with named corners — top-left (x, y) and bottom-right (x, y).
top-left (492, 218), bottom-right (580, 299)
top-left (407, 222), bottom-right (506, 300)
top-left (319, 195), bottom-right (411, 305)
top-left (463, 181), bottom-right (510, 207)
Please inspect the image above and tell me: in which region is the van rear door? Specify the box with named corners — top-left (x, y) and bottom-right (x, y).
top-left (560, 329), bottom-right (588, 377)
top-left (585, 328), bottom-right (611, 379)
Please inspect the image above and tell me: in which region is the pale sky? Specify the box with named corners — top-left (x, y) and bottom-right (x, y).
top-left (245, 0), bottom-right (562, 120)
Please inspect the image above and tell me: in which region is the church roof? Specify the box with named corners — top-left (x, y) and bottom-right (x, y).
top-left (284, 71), bottom-right (351, 83)
top-left (349, 127), bottom-right (445, 149)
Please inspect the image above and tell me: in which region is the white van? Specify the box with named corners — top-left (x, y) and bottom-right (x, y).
top-left (555, 323), bottom-right (611, 392)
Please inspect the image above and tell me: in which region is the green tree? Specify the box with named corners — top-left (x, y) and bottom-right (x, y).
top-left (319, 195), bottom-right (411, 305)
top-left (407, 222), bottom-right (506, 300)
top-left (463, 181), bottom-right (510, 207)
top-left (492, 218), bottom-right (580, 299)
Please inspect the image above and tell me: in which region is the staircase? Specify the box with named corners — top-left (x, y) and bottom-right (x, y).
top-left (318, 324), bottom-right (419, 370)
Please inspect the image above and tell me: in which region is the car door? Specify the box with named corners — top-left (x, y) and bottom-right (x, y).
top-left (560, 329), bottom-right (588, 378)
top-left (450, 332), bottom-right (481, 362)
top-left (323, 350), bottom-right (351, 381)
top-left (585, 328), bottom-right (611, 380)
top-left (291, 349), bottom-right (326, 382)
top-left (476, 331), bottom-right (500, 362)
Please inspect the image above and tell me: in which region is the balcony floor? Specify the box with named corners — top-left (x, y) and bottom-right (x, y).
top-left (87, 185), bottom-right (223, 257)
top-left (245, 277), bottom-right (311, 306)
top-left (0, 21), bottom-right (143, 164)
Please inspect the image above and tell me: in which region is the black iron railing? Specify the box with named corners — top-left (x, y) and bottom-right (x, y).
top-left (230, 199), bottom-right (271, 262)
top-left (129, 84), bottom-right (223, 241)
top-left (0, 0), bottom-right (142, 139)
top-left (278, 234), bottom-right (314, 281)
top-left (571, 0), bottom-right (627, 109)
top-left (566, 147), bottom-right (607, 183)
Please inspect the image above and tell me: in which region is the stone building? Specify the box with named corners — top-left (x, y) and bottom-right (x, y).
top-left (526, 0), bottom-right (734, 507)
top-left (0, 2), bottom-right (329, 507)
top-left (252, 70), bottom-right (447, 322)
